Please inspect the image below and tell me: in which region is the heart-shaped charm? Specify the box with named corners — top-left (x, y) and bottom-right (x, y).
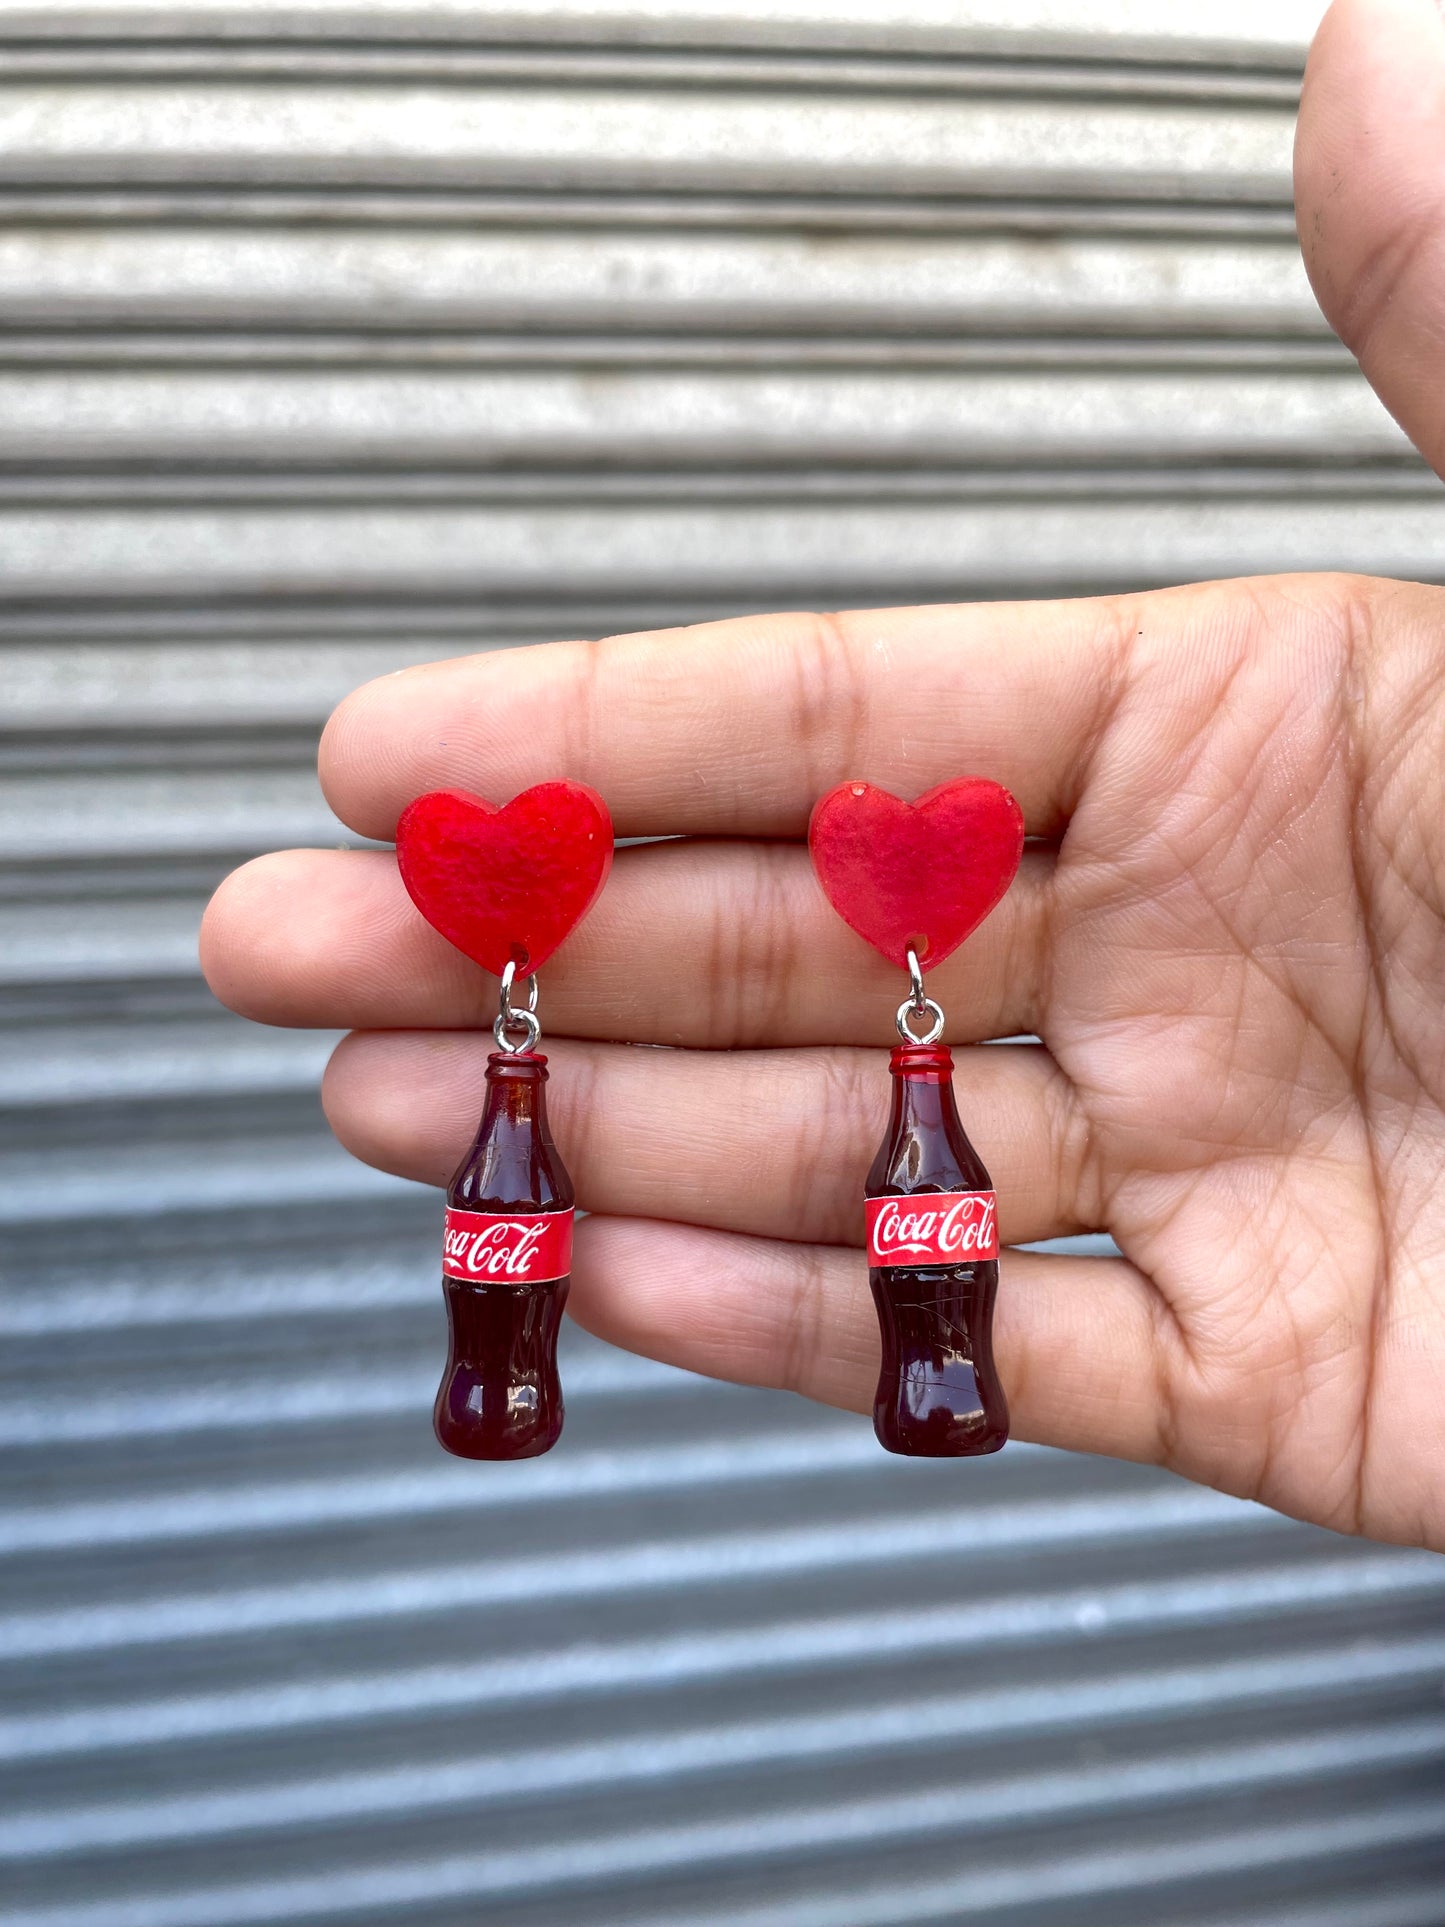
top-left (396, 783), bottom-right (613, 977)
top-left (808, 777), bottom-right (1023, 972)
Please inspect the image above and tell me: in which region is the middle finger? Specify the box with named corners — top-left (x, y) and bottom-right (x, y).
top-left (203, 838), bottom-right (1053, 1047)
top-left (322, 1032), bottom-right (1093, 1248)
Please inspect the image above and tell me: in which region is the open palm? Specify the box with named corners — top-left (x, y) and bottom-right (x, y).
top-left (202, 0), bottom-right (1445, 1550)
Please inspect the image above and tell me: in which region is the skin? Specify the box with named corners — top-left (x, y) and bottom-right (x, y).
top-left (203, 0), bottom-right (1445, 1550)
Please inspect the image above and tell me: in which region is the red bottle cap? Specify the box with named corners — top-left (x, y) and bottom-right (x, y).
top-left (888, 1042), bottom-right (954, 1083)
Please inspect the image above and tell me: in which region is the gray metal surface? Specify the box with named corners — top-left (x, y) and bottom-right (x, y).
top-left (2, 4), bottom-right (1443, 1923)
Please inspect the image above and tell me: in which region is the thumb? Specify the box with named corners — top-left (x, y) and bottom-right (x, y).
top-left (1296, 0), bottom-right (1445, 480)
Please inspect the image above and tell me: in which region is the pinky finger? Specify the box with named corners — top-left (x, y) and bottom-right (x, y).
top-left (568, 1217), bottom-right (1168, 1467)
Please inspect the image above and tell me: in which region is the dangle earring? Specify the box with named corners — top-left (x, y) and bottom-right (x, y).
top-left (394, 782), bottom-right (613, 1460)
top-left (808, 778), bottom-right (1024, 1458)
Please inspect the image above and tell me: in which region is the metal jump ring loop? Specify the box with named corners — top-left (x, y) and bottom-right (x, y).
top-left (495, 959), bottom-right (542, 1053)
top-left (896, 946), bottom-right (944, 1045)
top-left (895, 995), bottom-right (945, 1046)
top-left (494, 1007), bottom-right (542, 1052)
top-left (906, 947), bottom-right (927, 1015)
top-left (498, 960), bottom-right (539, 1018)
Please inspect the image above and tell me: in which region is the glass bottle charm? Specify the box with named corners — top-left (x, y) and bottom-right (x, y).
top-left (866, 1038), bottom-right (1007, 1456)
top-left (437, 1042), bottom-right (574, 1460)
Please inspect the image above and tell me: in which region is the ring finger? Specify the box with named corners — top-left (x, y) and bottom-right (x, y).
top-left (322, 1032), bottom-right (1097, 1248)
top-left (203, 839), bottom-right (1055, 1048)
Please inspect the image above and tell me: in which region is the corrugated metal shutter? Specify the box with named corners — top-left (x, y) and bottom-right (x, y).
top-left (3, 5), bottom-right (1444, 1922)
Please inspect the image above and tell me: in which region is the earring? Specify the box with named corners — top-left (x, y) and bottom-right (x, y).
top-left (808, 778), bottom-right (1024, 1458)
top-left (395, 782), bottom-right (613, 1461)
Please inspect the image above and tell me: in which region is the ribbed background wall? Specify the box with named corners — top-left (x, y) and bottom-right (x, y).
top-left (4, 5), bottom-right (1445, 1923)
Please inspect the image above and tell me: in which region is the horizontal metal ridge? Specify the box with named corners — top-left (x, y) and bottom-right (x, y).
top-left (0, 1019), bottom-right (332, 1107)
top-left (0, 47), bottom-right (1307, 105)
top-left (0, 1422), bottom-right (890, 1553)
top-left (0, 646), bottom-right (484, 732)
top-left (0, 83), bottom-right (1294, 202)
top-left (0, 1), bottom-right (1319, 67)
top-left (7, 1620), bottom-right (1442, 1771)
top-left (0, 1132), bottom-right (416, 1232)
top-left (0, 896), bottom-right (207, 984)
top-left (0, 978), bottom-right (236, 1025)
top-left (0, 765), bottom-right (343, 864)
top-left (0, 365), bottom-right (1403, 464)
top-left (1183, 1887), bottom-right (1445, 1927)
top-left (0, 1310), bottom-right (695, 1442)
top-left (7, 1712), bottom-right (1443, 1868)
top-left (598, 1801), bottom-right (1445, 1927)
top-left (3, 1788), bottom-right (1439, 1927)
top-left (0, 594), bottom-right (672, 638)
top-left (0, 227), bottom-right (1329, 334)
top-left (0, 1485), bottom-right (1290, 1661)
top-left (0, 724), bottom-right (316, 769)
top-left (0, 334), bottom-right (1356, 366)
top-left (0, 186), bottom-right (1306, 232)
top-left (3, 1558), bottom-right (1437, 1766)
top-left (0, 1230), bottom-right (435, 1331)
top-left (0, 497), bottom-right (1443, 602)
top-left (0, 467), bottom-right (1433, 504)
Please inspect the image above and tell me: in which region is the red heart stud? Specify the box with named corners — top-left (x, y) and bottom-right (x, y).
top-left (808, 778), bottom-right (1024, 973)
top-left (395, 783), bottom-right (613, 978)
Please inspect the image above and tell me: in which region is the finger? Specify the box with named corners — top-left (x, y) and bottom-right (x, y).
top-left (568, 1216), bottom-right (1164, 1468)
top-left (322, 1034), bottom-right (1095, 1248)
top-left (202, 841), bottom-right (1053, 1046)
top-left (1296, 0), bottom-right (1445, 479)
top-left (317, 592), bottom-right (1151, 841)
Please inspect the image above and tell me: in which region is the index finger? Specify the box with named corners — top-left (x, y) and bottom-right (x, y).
top-left (318, 592), bottom-right (1151, 843)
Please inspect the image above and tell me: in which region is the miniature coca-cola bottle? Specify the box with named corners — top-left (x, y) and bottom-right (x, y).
top-left (436, 1038), bottom-right (574, 1460)
top-left (864, 1035), bottom-right (1008, 1458)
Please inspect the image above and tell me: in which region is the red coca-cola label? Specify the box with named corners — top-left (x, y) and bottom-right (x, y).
top-left (442, 1207), bottom-right (573, 1285)
top-left (866, 1191), bottom-right (998, 1266)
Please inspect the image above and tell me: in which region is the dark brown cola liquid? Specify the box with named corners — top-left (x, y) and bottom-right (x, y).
top-left (866, 1042), bottom-right (1009, 1457)
top-left (435, 1051), bottom-right (573, 1460)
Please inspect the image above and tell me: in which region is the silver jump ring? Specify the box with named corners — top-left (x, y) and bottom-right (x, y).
top-left (495, 960), bottom-right (541, 1053)
top-left (897, 946), bottom-right (944, 1044)
top-left (906, 947), bottom-right (928, 1014)
top-left (498, 960), bottom-right (539, 1018)
top-left (895, 995), bottom-right (945, 1046)
top-left (494, 1007), bottom-right (542, 1053)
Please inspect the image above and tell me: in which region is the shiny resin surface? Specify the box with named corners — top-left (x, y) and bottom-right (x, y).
top-left (866, 1043), bottom-right (1009, 1457)
top-left (435, 1052), bottom-right (573, 1460)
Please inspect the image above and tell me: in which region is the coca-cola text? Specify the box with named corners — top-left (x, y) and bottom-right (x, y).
top-left (866, 1190), bottom-right (998, 1266)
top-left (442, 1207), bottom-right (574, 1285)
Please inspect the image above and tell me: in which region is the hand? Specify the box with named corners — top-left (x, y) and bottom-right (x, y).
top-left (201, 0), bottom-right (1445, 1550)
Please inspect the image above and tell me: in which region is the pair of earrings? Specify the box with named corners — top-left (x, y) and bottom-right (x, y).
top-left (396, 776), bottom-right (1024, 1463)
